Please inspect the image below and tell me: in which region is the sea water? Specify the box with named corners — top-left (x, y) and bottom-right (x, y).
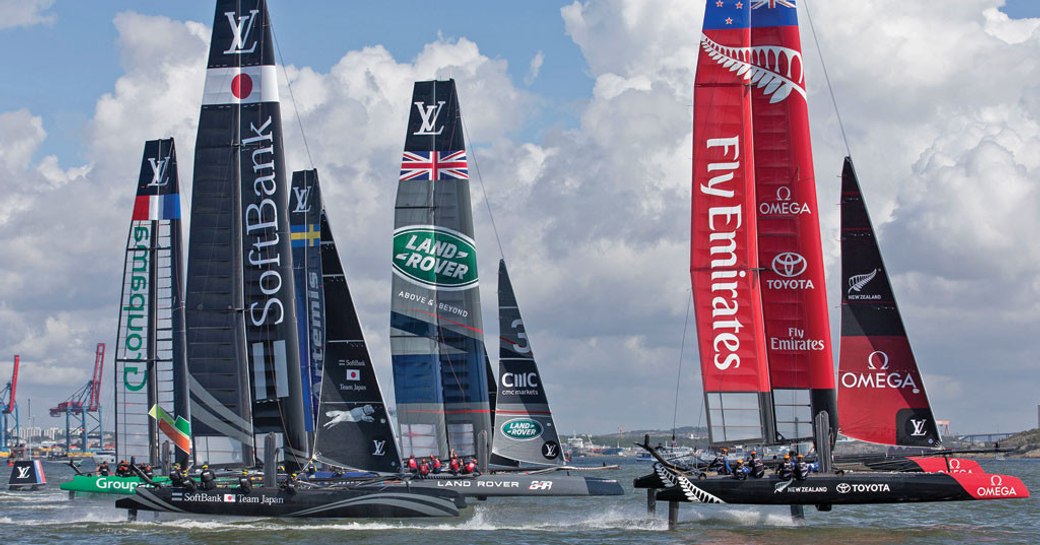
top-left (2, 458), bottom-right (1036, 545)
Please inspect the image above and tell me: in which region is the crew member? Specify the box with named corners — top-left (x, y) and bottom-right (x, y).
top-left (731, 459), bottom-right (748, 480)
top-left (463, 458), bottom-right (480, 476)
top-left (96, 461), bottom-right (110, 476)
top-left (793, 454), bottom-right (810, 480)
top-left (199, 464), bottom-right (217, 491)
top-left (430, 455), bottom-right (442, 474)
top-left (418, 458), bottom-right (431, 478)
top-left (116, 460), bottom-right (131, 477)
top-left (448, 455), bottom-right (461, 475)
top-left (239, 470), bottom-right (252, 494)
top-left (407, 454), bottom-right (418, 474)
top-left (776, 454), bottom-right (794, 480)
top-left (708, 447), bottom-right (731, 475)
top-left (142, 464), bottom-right (154, 479)
top-left (748, 451), bottom-right (765, 479)
top-left (281, 472), bottom-right (298, 494)
top-left (169, 463), bottom-right (184, 486)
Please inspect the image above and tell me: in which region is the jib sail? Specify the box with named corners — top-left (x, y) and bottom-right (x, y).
top-left (838, 157), bottom-right (940, 447)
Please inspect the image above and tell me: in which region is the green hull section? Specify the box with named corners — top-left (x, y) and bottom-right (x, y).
top-left (59, 475), bottom-right (170, 496)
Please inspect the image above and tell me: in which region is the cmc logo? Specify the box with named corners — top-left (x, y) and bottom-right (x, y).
top-left (771, 252), bottom-right (807, 278)
top-left (502, 372), bottom-right (539, 388)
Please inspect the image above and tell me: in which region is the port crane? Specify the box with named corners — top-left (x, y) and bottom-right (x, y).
top-left (49, 344), bottom-right (105, 453)
top-left (0, 355), bottom-right (19, 451)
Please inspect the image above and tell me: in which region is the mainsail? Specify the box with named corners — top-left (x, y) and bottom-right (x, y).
top-left (838, 157), bottom-right (940, 446)
top-left (185, 0), bottom-right (308, 465)
top-left (390, 79), bottom-right (492, 459)
top-left (113, 138), bottom-right (188, 466)
top-left (306, 172), bottom-right (400, 472)
top-left (691, 1), bottom-right (775, 445)
top-left (749, 1), bottom-right (836, 442)
top-left (490, 260), bottom-right (563, 467)
top-left (290, 170), bottom-right (324, 431)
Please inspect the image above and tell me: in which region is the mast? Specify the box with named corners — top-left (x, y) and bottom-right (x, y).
top-left (185, 0), bottom-right (307, 467)
top-left (113, 138), bottom-right (185, 467)
top-left (390, 80), bottom-right (492, 460)
top-left (691, 0), bottom-right (775, 446)
top-left (489, 260), bottom-right (563, 467)
top-left (749, 1), bottom-right (836, 445)
top-left (305, 172), bottom-right (401, 472)
top-left (838, 157), bottom-right (941, 447)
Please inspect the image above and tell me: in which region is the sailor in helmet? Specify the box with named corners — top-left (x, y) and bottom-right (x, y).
top-left (238, 469), bottom-right (252, 493)
top-left (748, 450), bottom-right (766, 479)
top-left (199, 464), bottom-right (217, 490)
top-left (731, 459), bottom-right (748, 480)
top-left (708, 447), bottom-right (732, 475)
top-left (793, 454), bottom-right (811, 480)
top-left (776, 453), bottom-right (794, 480)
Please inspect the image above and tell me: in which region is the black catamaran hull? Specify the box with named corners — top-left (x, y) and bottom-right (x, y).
top-left (116, 485), bottom-right (465, 518)
top-left (652, 471), bottom-right (1028, 505)
top-left (406, 473), bottom-right (624, 497)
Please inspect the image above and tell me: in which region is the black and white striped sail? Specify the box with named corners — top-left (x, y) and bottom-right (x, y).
top-left (307, 176), bottom-right (400, 472)
top-left (185, 0), bottom-right (307, 465)
top-left (114, 138), bottom-right (188, 466)
top-left (390, 80), bottom-right (492, 459)
top-left (289, 170), bottom-right (324, 432)
top-left (490, 260), bottom-right (563, 467)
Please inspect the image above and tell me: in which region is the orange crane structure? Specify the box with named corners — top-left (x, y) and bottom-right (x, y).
top-left (50, 344), bottom-right (105, 452)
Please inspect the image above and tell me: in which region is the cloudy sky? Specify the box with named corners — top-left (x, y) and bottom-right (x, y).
top-left (0, 0), bottom-right (1038, 439)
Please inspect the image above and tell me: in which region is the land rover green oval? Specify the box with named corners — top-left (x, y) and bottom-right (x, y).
top-left (392, 226), bottom-right (478, 289)
top-left (502, 418), bottom-right (542, 441)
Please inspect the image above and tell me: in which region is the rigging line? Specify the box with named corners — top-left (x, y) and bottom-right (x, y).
top-left (671, 290), bottom-right (693, 442)
top-left (270, 18), bottom-right (315, 170)
top-left (460, 115), bottom-right (506, 261)
top-left (803, 0), bottom-right (852, 159)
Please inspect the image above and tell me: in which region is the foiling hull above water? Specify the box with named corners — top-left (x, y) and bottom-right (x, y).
top-left (652, 470), bottom-right (1029, 505)
top-left (116, 484), bottom-right (466, 518)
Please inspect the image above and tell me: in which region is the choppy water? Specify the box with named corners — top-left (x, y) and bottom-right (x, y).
top-left (2, 458), bottom-right (1036, 544)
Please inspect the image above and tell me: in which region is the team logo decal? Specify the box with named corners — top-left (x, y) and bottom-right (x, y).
top-left (392, 226), bottom-right (478, 290)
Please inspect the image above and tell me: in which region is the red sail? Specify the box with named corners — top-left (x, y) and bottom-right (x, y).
top-left (838, 157), bottom-right (941, 446)
top-left (692, 0), bottom-right (774, 445)
top-left (750, 4), bottom-right (835, 441)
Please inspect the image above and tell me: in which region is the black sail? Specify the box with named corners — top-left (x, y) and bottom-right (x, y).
top-left (490, 260), bottom-right (563, 467)
top-left (185, 0), bottom-right (307, 465)
top-left (312, 195), bottom-right (401, 473)
top-left (114, 138), bottom-right (188, 466)
top-left (289, 170), bottom-right (324, 432)
top-left (390, 80), bottom-right (492, 459)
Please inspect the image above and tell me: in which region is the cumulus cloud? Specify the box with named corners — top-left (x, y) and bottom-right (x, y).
top-left (0, 0), bottom-right (54, 30)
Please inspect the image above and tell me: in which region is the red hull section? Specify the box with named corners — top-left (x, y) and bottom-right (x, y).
top-left (909, 456), bottom-right (984, 474)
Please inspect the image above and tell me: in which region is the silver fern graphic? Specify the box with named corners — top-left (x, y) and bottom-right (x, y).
top-left (654, 464), bottom-right (724, 504)
top-left (700, 34), bottom-right (806, 104)
top-left (847, 269), bottom-right (879, 293)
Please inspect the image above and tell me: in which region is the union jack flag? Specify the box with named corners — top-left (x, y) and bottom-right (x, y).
top-left (399, 150), bottom-right (469, 181)
top-left (751, 0), bottom-right (795, 8)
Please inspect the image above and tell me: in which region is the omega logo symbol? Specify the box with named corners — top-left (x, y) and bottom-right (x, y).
top-left (867, 351), bottom-right (890, 370)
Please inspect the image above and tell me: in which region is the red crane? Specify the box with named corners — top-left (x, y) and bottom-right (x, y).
top-left (50, 344), bottom-right (105, 453)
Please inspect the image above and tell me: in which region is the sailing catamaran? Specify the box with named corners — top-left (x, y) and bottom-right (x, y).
top-left (391, 79), bottom-right (622, 497)
top-left (116, 0), bottom-right (464, 518)
top-left (61, 138), bottom-right (186, 497)
top-left (636, 0), bottom-right (1028, 509)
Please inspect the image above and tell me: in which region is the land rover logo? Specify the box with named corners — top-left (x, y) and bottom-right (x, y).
top-left (836, 483), bottom-right (851, 494)
top-left (502, 418), bottom-right (542, 441)
top-left (392, 226), bottom-right (478, 290)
